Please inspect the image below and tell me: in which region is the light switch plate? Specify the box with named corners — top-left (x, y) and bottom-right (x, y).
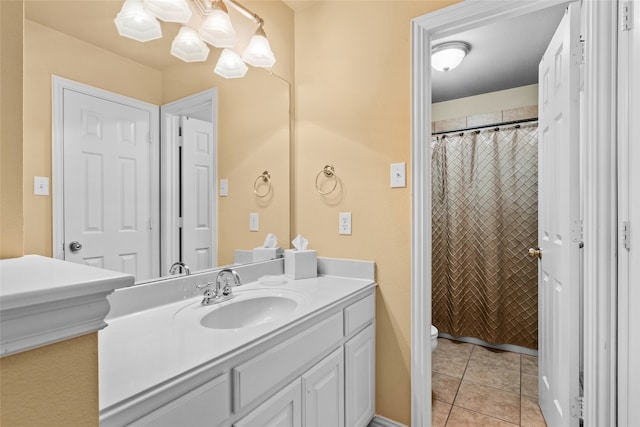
top-left (390, 162), bottom-right (406, 188)
top-left (249, 212), bottom-right (259, 231)
top-left (34, 176), bottom-right (49, 196)
top-left (339, 212), bottom-right (352, 235)
top-left (220, 179), bottom-right (228, 197)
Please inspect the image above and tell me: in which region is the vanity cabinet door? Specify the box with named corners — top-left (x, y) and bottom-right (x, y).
top-left (234, 379), bottom-right (301, 427)
top-left (302, 348), bottom-right (344, 427)
top-left (344, 324), bottom-right (375, 427)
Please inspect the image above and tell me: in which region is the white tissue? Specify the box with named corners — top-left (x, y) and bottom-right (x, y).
top-left (292, 234), bottom-right (309, 251)
top-left (263, 233), bottom-right (278, 248)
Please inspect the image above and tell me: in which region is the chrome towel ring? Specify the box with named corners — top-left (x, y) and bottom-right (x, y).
top-left (315, 165), bottom-right (338, 195)
top-left (253, 171), bottom-right (272, 198)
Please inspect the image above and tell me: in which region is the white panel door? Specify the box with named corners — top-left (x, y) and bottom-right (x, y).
top-left (63, 89), bottom-right (157, 280)
top-left (345, 324), bottom-right (375, 427)
top-left (537, 3), bottom-right (581, 426)
top-left (302, 348), bottom-right (344, 427)
top-left (181, 116), bottom-right (216, 271)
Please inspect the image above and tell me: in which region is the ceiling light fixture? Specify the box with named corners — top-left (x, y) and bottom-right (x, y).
top-left (114, 0), bottom-right (276, 78)
top-left (431, 41), bottom-right (471, 72)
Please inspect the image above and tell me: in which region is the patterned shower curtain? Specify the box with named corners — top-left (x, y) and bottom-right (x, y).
top-left (431, 123), bottom-right (538, 349)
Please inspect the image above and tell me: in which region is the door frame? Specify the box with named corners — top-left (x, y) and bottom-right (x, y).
top-left (410, 1), bottom-right (619, 425)
top-left (160, 89), bottom-right (218, 275)
top-left (616, 0), bottom-right (639, 423)
top-left (52, 76), bottom-right (160, 275)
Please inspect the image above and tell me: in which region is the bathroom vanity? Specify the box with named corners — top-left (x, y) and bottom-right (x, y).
top-left (99, 268), bottom-right (376, 427)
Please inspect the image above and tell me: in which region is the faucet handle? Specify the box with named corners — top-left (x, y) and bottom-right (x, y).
top-left (195, 282), bottom-right (210, 291)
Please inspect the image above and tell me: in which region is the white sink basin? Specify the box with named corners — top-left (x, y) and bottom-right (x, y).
top-left (199, 294), bottom-right (299, 330)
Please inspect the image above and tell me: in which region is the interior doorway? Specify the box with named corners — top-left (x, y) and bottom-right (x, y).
top-left (410, 1), bottom-right (619, 426)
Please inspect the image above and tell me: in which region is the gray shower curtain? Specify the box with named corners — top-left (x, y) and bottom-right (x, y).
top-left (431, 123), bottom-right (538, 349)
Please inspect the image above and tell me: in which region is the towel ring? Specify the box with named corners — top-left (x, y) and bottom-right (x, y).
top-left (253, 171), bottom-right (272, 198)
top-left (315, 165), bottom-right (338, 195)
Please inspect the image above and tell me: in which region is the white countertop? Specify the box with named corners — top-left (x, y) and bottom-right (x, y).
top-left (0, 255), bottom-right (134, 356)
top-left (99, 275), bottom-right (374, 410)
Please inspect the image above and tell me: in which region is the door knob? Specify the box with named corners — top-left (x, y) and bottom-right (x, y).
top-left (528, 247), bottom-right (542, 259)
top-left (69, 241), bottom-right (83, 253)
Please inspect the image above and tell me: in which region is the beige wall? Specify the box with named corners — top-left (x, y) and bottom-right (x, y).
top-left (432, 83), bottom-right (539, 121)
top-left (23, 20), bottom-right (162, 257)
top-left (294, 1), bottom-right (459, 423)
top-left (0, 0), bottom-right (25, 259)
top-left (0, 333), bottom-right (99, 426)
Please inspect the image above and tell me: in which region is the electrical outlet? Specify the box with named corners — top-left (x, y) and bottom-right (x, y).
top-left (249, 212), bottom-right (259, 231)
top-left (220, 179), bottom-right (228, 197)
top-left (339, 212), bottom-right (352, 235)
top-left (390, 162), bottom-right (406, 188)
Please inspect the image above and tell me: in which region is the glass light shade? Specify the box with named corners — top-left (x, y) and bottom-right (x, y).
top-left (114, 0), bottom-right (162, 42)
top-left (431, 42), bottom-right (470, 72)
top-left (171, 26), bottom-right (210, 62)
top-left (241, 29), bottom-right (275, 68)
top-left (214, 49), bottom-right (248, 78)
top-left (143, 0), bottom-right (192, 23)
top-left (199, 9), bottom-right (237, 48)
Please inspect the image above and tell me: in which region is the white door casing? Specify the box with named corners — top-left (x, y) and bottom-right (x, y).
top-left (537, 3), bottom-right (581, 425)
top-left (57, 83), bottom-right (159, 280)
top-left (181, 116), bottom-right (216, 272)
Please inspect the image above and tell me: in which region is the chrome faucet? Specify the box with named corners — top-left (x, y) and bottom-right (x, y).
top-left (169, 262), bottom-right (190, 276)
top-left (196, 268), bottom-right (241, 306)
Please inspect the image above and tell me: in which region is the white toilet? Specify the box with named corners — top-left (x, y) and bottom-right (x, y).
top-left (431, 325), bottom-right (438, 351)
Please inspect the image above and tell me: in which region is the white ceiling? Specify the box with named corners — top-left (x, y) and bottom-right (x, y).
top-left (431, 4), bottom-right (567, 103)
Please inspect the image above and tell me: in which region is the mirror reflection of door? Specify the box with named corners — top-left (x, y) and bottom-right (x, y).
top-left (180, 116), bottom-right (216, 272)
top-left (56, 80), bottom-right (218, 282)
top-left (61, 84), bottom-right (159, 280)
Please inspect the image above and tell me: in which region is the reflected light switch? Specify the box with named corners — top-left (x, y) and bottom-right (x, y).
top-left (34, 176), bottom-right (49, 196)
top-left (220, 179), bottom-right (228, 197)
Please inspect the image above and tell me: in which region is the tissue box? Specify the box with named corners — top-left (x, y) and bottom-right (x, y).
top-left (253, 247), bottom-right (283, 262)
top-left (284, 249), bottom-right (317, 279)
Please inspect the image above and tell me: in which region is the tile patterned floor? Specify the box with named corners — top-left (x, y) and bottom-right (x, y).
top-left (432, 338), bottom-right (547, 427)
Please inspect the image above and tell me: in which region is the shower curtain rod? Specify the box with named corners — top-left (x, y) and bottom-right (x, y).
top-left (431, 117), bottom-right (538, 136)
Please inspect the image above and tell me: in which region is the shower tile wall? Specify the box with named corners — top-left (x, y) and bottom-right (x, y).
top-left (432, 338), bottom-right (547, 427)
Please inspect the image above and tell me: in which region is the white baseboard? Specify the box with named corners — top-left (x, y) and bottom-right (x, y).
top-left (368, 415), bottom-right (408, 427)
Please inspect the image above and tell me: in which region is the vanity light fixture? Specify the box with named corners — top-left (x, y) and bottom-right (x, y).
top-left (114, 0), bottom-right (162, 42)
top-left (431, 41), bottom-right (471, 72)
top-left (114, 0), bottom-right (276, 78)
top-left (214, 48), bottom-right (248, 78)
top-left (199, 0), bottom-right (237, 48)
top-left (242, 24), bottom-right (276, 68)
top-left (143, 0), bottom-right (192, 23)
top-left (171, 26), bottom-right (211, 62)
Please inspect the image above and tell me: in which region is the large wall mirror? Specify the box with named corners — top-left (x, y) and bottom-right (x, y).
top-left (23, 0), bottom-right (292, 283)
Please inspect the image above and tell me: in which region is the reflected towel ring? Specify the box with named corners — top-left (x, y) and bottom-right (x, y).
top-left (315, 165), bottom-right (338, 195)
top-left (253, 171), bottom-right (272, 198)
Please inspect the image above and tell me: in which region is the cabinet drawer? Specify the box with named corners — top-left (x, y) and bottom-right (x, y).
top-left (234, 379), bottom-right (302, 427)
top-left (130, 373), bottom-right (230, 427)
top-left (233, 312), bottom-right (343, 412)
top-left (344, 293), bottom-right (375, 336)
